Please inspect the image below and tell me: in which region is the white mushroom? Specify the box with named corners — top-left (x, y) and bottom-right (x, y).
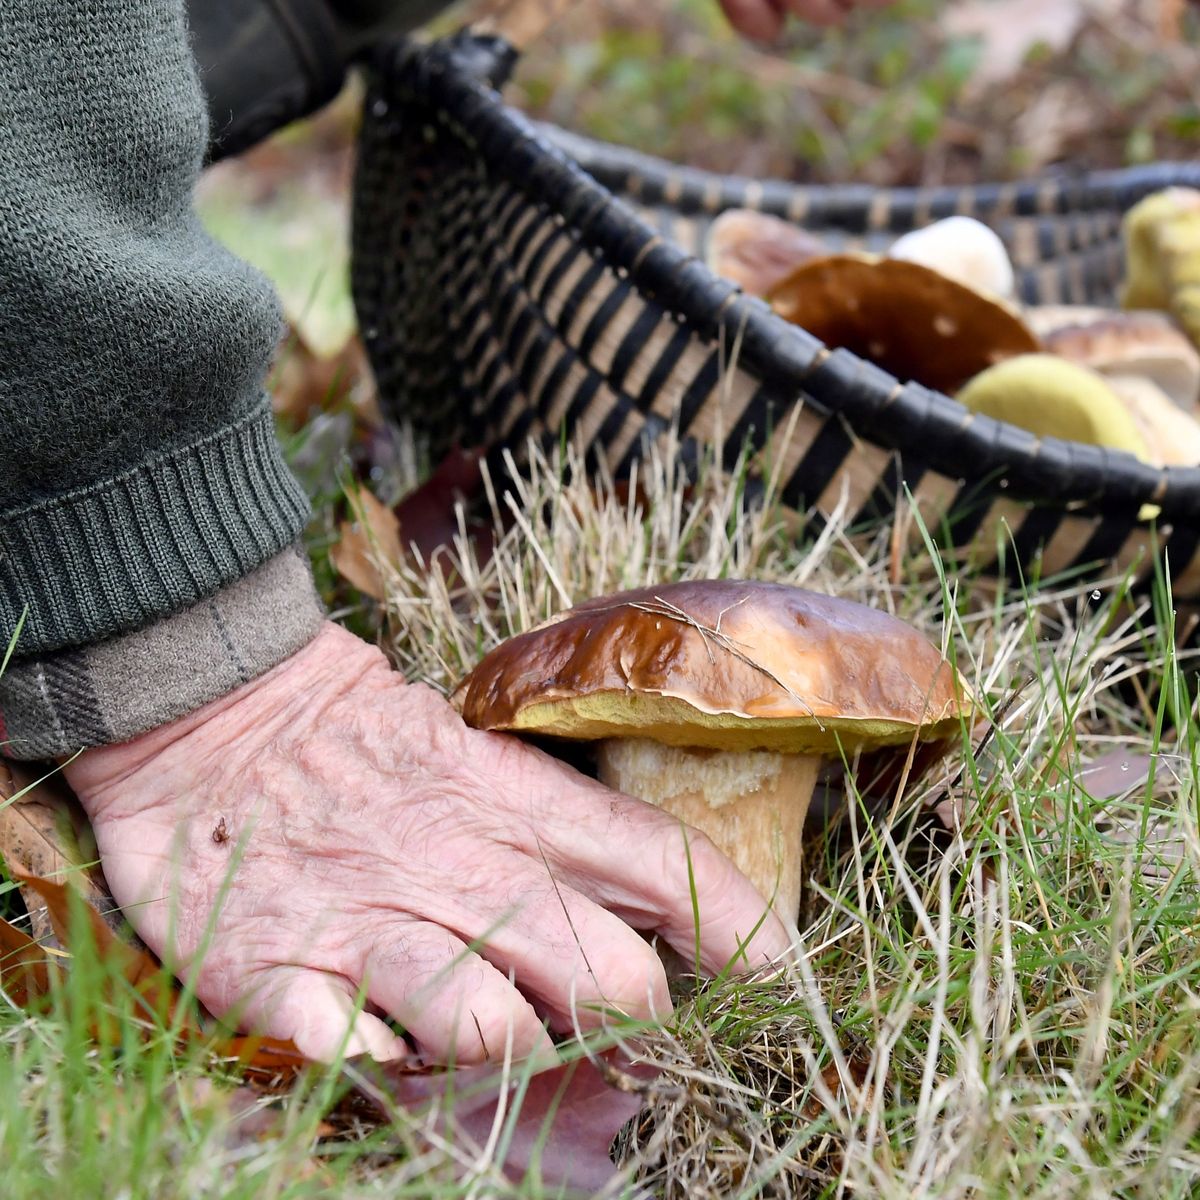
top-left (888, 216), bottom-right (1016, 300)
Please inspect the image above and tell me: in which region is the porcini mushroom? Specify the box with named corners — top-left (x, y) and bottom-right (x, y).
top-left (1120, 187), bottom-right (1200, 348)
top-left (706, 209), bottom-right (830, 296)
top-left (956, 354), bottom-right (1152, 461)
top-left (1040, 311), bottom-right (1200, 410)
top-left (453, 580), bottom-right (969, 921)
top-left (1105, 374), bottom-right (1200, 466)
top-left (888, 216), bottom-right (1016, 299)
top-left (767, 254), bottom-right (1038, 394)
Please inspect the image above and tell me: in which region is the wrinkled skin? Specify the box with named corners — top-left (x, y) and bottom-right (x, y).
top-left (65, 624), bottom-right (793, 1064)
top-left (718, 0), bottom-right (895, 40)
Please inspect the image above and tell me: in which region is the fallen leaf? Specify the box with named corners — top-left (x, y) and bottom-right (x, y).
top-left (330, 485), bottom-right (404, 600)
top-left (351, 1048), bottom-right (657, 1193)
top-left (1, 863), bottom-right (648, 1191)
top-left (271, 332), bottom-right (371, 428)
top-left (800, 1044), bottom-right (873, 1122)
top-left (393, 446), bottom-right (487, 564)
top-left (0, 907), bottom-right (56, 1008)
top-left (2, 869), bottom-right (306, 1074)
top-left (15, 870), bottom-right (193, 1034)
top-left (1078, 748), bottom-right (1155, 798)
top-left (0, 761), bottom-right (126, 944)
top-left (333, 450), bottom-right (491, 597)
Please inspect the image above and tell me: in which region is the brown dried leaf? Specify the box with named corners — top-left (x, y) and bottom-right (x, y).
top-left (4, 856), bottom-right (645, 1187)
top-left (330, 485), bottom-right (404, 600)
top-left (15, 870), bottom-right (193, 1034)
top-left (0, 762), bottom-right (124, 944)
top-left (1078, 748), bottom-right (1154, 798)
top-left (271, 332), bottom-right (372, 429)
top-left (767, 255), bottom-right (1038, 394)
top-left (393, 446), bottom-right (487, 564)
top-left (6, 869), bottom-right (306, 1073)
top-left (0, 910), bottom-right (57, 1008)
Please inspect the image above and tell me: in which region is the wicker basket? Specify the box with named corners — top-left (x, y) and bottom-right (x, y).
top-left (351, 32), bottom-right (1200, 596)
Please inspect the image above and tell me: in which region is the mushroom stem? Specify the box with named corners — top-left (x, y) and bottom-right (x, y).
top-left (595, 738), bottom-right (819, 922)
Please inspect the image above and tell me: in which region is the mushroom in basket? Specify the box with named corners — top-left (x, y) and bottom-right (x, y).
top-left (452, 580), bottom-right (971, 923)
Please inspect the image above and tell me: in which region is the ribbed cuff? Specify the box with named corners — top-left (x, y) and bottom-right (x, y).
top-left (0, 544), bottom-right (325, 760)
top-left (0, 396), bottom-right (310, 658)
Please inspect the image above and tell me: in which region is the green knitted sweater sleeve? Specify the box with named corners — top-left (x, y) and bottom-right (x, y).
top-left (0, 0), bottom-right (310, 658)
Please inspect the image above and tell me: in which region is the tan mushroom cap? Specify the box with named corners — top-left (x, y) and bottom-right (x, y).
top-left (454, 580), bottom-right (970, 754)
top-left (1040, 311), bottom-right (1200, 409)
top-left (706, 209), bottom-right (830, 297)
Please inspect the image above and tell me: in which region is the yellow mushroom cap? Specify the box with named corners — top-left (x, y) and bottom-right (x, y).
top-left (957, 354), bottom-right (1151, 460)
top-left (1121, 187), bottom-right (1200, 312)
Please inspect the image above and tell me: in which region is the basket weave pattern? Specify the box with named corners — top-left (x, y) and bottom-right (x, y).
top-left (352, 34), bottom-right (1200, 595)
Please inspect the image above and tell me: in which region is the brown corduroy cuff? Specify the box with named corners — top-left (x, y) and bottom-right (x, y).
top-left (0, 544), bottom-right (325, 760)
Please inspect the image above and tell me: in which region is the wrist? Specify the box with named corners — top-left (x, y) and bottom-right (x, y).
top-left (64, 622), bottom-right (389, 813)
top-left (2, 546), bottom-right (324, 762)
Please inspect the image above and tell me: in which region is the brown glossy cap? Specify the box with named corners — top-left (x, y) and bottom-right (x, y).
top-left (454, 580), bottom-right (970, 753)
top-left (767, 254), bottom-right (1038, 395)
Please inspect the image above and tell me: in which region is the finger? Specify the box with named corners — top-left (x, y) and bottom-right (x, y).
top-left (593, 815), bottom-right (795, 974)
top-left (362, 921), bottom-right (555, 1065)
top-left (513, 773), bottom-right (796, 973)
top-left (242, 969), bottom-right (411, 1063)
top-left (441, 867), bottom-right (672, 1032)
top-left (717, 0), bottom-right (785, 40)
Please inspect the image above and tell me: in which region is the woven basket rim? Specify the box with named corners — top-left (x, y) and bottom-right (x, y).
top-left (368, 33), bottom-right (1200, 523)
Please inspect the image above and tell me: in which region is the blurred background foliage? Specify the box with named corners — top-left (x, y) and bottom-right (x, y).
top-left (509, 0), bottom-right (1199, 184)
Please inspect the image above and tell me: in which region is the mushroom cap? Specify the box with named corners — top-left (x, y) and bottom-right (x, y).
top-left (1024, 305), bottom-right (1118, 339)
top-left (1121, 187), bottom-right (1200, 311)
top-left (453, 580), bottom-right (969, 754)
top-left (1040, 311), bottom-right (1200, 409)
top-left (767, 254), bottom-right (1038, 394)
top-left (705, 209), bottom-right (830, 297)
top-left (1106, 374), bottom-right (1200, 467)
top-left (957, 354), bottom-right (1152, 461)
top-left (888, 216), bottom-right (1016, 299)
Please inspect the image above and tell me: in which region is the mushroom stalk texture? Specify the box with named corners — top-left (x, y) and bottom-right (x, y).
top-left (596, 739), bottom-right (819, 921)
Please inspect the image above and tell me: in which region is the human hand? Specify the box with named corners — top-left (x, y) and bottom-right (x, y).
top-left (65, 623), bottom-right (792, 1064)
top-left (718, 0), bottom-right (894, 40)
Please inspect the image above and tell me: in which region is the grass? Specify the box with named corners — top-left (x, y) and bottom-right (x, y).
top-left (7, 4), bottom-right (1200, 1185)
top-left (4, 426), bottom-right (1200, 1194)
top-left (354, 431), bottom-right (1200, 1193)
